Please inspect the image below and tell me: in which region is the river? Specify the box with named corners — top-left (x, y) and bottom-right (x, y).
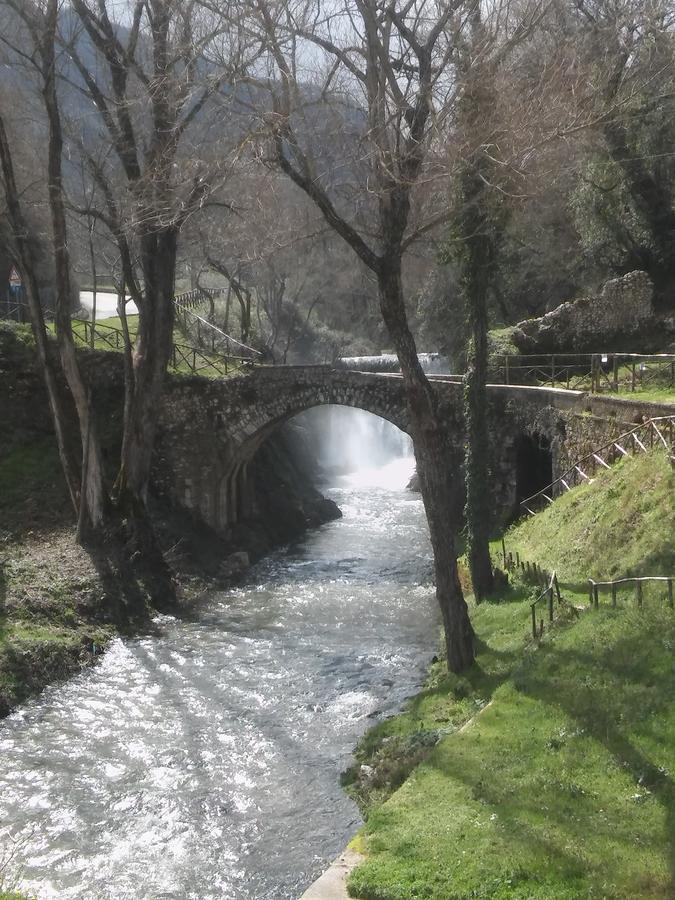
top-left (0, 415), bottom-right (438, 900)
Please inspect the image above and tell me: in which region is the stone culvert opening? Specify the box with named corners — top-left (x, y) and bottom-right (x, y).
top-left (515, 432), bottom-right (553, 505)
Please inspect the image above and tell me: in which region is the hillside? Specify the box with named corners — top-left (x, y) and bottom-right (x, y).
top-left (506, 450), bottom-right (673, 584)
top-left (346, 449), bottom-right (674, 899)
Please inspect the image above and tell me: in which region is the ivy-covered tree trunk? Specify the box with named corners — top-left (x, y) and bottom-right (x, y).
top-left (379, 258), bottom-right (475, 671)
top-left (458, 163), bottom-right (495, 601)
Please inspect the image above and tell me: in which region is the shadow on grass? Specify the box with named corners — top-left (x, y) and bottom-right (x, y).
top-left (426, 611), bottom-right (675, 896)
top-left (357, 608), bottom-right (675, 898)
top-left (512, 622), bottom-right (675, 893)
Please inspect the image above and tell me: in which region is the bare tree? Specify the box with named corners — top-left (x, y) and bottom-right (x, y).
top-left (59, 0), bottom-right (257, 545)
top-left (0, 0), bottom-right (107, 539)
top-left (0, 108), bottom-right (81, 515)
top-left (242, 1), bottom-right (470, 669)
top-left (239, 0), bottom-right (552, 670)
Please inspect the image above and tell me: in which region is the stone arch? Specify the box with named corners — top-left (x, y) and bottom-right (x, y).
top-left (223, 390), bottom-right (411, 526)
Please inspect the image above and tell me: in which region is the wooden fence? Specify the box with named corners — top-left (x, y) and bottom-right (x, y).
top-left (530, 571), bottom-right (563, 639)
top-left (173, 287), bottom-right (225, 310)
top-left (500, 540), bottom-right (566, 638)
top-left (520, 416), bottom-right (675, 516)
top-left (588, 576), bottom-right (674, 610)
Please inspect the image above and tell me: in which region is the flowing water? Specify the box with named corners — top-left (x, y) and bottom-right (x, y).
top-left (0, 411), bottom-right (438, 900)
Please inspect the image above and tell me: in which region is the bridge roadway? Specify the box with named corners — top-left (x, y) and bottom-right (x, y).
top-left (153, 364), bottom-right (674, 533)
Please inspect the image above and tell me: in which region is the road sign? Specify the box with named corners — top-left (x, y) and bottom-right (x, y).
top-left (9, 265), bottom-right (21, 288)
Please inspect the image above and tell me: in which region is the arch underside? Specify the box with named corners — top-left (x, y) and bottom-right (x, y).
top-left (219, 386), bottom-right (411, 527)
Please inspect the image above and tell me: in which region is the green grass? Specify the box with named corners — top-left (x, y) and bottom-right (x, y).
top-left (343, 591), bottom-right (534, 813)
top-left (620, 387), bottom-right (675, 404)
top-left (347, 451), bottom-right (675, 899)
top-left (504, 451), bottom-right (674, 586)
top-left (47, 315), bottom-right (248, 379)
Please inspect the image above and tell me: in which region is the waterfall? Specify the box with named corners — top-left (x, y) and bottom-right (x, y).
top-left (289, 406), bottom-right (414, 489)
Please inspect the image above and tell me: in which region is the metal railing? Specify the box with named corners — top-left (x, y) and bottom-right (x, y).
top-left (70, 318), bottom-right (254, 377)
top-left (520, 416), bottom-right (675, 516)
top-left (495, 352), bottom-right (675, 393)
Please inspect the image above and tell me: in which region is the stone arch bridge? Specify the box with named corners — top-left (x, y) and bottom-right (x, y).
top-left (153, 365), bottom-right (672, 533)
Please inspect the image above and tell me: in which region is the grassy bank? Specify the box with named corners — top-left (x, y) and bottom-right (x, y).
top-left (347, 449), bottom-right (674, 899)
top-left (503, 450), bottom-right (674, 586)
top-left (48, 315), bottom-right (250, 379)
top-left (0, 434), bottom-right (117, 717)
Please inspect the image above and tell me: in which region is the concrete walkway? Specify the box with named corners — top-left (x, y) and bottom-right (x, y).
top-left (300, 849), bottom-right (365, 899)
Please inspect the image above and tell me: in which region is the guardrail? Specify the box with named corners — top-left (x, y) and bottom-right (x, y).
top-left (520, 416), bottom-right (675, 516)
top-left (495, 352), bottom-right (675, 393)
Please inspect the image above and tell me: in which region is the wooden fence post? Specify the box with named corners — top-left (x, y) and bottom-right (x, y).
top-left (531, 605), bottom-right (537, 639)
top-left (611, 583), bottom-right (617, 608)
top-left (548, 587), bottom-right (554, 622)
top-left (589, 580), bottom-right (594, 607)
top-left (501, 538), bottom-right (507, 569)
top-left (594, 583), bottom-right (599, 609)
top-left (554, 574), bottom-right (561, 603)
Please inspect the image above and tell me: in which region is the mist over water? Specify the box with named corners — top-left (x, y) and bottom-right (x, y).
top-left (0, 408), bottom-right (436, 900)
top-left (293, 406), bottom-right (413, 480)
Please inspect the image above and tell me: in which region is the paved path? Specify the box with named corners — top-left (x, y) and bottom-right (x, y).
top-left (300, 849), bottom-right (365, 899)
top-left (79, 291), bottom-right (138, 320)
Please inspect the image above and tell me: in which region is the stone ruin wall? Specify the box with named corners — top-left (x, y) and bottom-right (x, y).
top-left (512, 271), bottom-right (659, 353)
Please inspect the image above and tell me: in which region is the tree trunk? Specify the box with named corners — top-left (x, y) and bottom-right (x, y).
top-left (42, 0), bottom-right (106, 539)
top-left (88, 220), bottom-right (97, 346)
top-left (113, 228), bottom-right (178, 605)
top-left (117, 228), bottom-right (177, 502)
top-left (378, 259), bottom-right (475, 673)
top-left (0, 111), bottom-right (81, 515)
top-left (459, 165), bottom-right (495, 601)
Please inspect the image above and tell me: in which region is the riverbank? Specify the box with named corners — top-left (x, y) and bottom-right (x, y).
top-left (0, 324), bottom-right (340, 719)
top-left (0, 474), bottom-right (339, 720)
top-left (345, 448), bottom-right (674, 899)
